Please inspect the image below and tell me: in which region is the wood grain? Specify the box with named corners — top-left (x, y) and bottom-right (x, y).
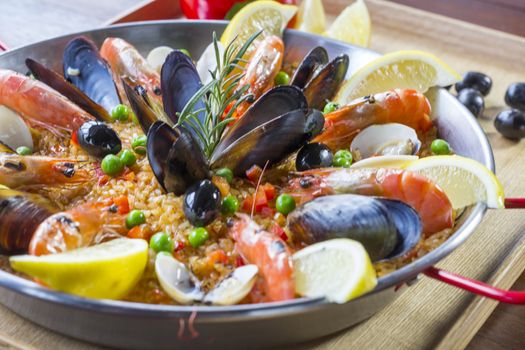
top-left (1, 1), bottom-right (525, 349)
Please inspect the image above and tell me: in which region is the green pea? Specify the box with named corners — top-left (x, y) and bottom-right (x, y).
top-left (274, 71), bottom-right (290, 86)
top-left (215, 168), bottom-right (234, 184)
top-left (333, 156), bottom-right (352, 168)
top-left (431, 139), bottom-right (451, 155)
top-left (221, 194), bottom-right (239, 215)
top-left (323, 102), bottom-right (339, 114)
top-left (150, 232), bottom-right (174, 253)
top-left (334, 149), bottom-right (352, 160)
top-left (16, 146), bottom-right (32, 155)
top-left (101, 154), bottom-right (124, 176)
top-left (111, 104), bottom-right (130, 122)
top-left (120, 149), bottom-right (137, 167)
top-left (188, 227), bottom-right (209, 248)
top-left (276, 194), bottom-right (296, 215)
top-left (179, 48), bottom-right (191, 58)
top-left (126, 210), bottom-right (146, 229)
top-left (131, 135), bottom-right (147, 155)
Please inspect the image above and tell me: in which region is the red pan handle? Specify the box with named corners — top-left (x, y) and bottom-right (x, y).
top-left (505, 198), bottom-right (525, 209)
top-left (424, 267), bottom-right (525, 304)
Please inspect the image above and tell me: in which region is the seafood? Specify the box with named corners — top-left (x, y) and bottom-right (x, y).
top-left (286, 168), bottom-right (454, 235)
top-left (229, 214), bottom-right (295, 302)
top-left (29, 197), bottom-right (130, 256)
top-left (350, 123), bottom-right (421, 158)
top-left (0, 69), bottom-right (94, 135)
top-left (0, 154), bottom-right (92, 189)
top-left (313, 89), bottom-right (433, 151)
top-left (0, 106), bottom-right (33, 151)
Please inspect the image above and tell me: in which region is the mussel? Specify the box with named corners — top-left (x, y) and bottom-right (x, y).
top-left (0, 187), bottom-right (57, 253)
top-left (0, 106), bottom-right (33, 151)
top-left (350, 123), bottom-right (421, 158)
top-left (290, 47), bottom-right (329, 89)
top-left (287, 194), bottom-right (421, 261)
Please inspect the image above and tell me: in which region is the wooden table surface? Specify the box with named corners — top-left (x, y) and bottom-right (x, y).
top-left (1, 1), bottom-right (525, 349)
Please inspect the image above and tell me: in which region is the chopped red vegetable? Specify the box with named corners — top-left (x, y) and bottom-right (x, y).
top-left (245, 164), bottom-right (263, 182)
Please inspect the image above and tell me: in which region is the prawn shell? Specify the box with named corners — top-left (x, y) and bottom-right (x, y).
top-left (26, 58), bottom-right (112, 122)
top-left (290, 46), bottom-right (329, 89)
top-left (0, 188), bottom-right (57, 253)
top-left (287, 194), bottom-right (421, 261)
top-left (303, 54), bottom-right (349, 110)
top-left (63, 37), bottom-right (121, 114)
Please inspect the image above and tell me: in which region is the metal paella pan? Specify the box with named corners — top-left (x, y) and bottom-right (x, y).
top-left (0, 20), bottom-right (496, 350)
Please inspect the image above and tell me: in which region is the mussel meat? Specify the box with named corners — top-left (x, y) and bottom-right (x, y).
top-left (350, 123), bottom-right (422, 158)
top-left (290, 46), bottom-right (329, 89)
top-left (63, 37), bottom-right (121, 114)
top-left (287, 194), bottom-right (421, 261)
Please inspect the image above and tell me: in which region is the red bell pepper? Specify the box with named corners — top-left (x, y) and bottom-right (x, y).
top-left (181, 0), bottom-right (298, 20)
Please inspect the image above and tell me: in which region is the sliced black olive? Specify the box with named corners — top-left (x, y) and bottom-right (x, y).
top-left (455, 71), bottom-right (492, 96)
top-left (494, 109), bottom-right (525, 140)
top-left (296, 143), bottom-right (333, 171)
top-left (76, 121), bottom-right (122, 157)
top-left (183, 179), bottom-right (221, 227)
top-left (457, 88), bottom-right (484, 118)
top-left (505, 83), bottom-right (525, 111)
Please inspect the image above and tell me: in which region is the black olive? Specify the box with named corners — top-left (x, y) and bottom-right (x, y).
top-left (296, 143), bottom-right (333, 171)
top-left (183, 179), bottom-right (221, 227)
top-left (494, 109), bottom-right (525, 140)
top-left (505, 83), bottom-right (525, 111)
top-left (457, 88), bottom-right (484, 118)
top-left (77, 121), bottom-right (122, 157)
top-left (455, 71), bottom-right (492, 96)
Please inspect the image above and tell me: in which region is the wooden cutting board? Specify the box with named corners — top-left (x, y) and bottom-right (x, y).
top-left (1, 0), bottom-right (525, 349)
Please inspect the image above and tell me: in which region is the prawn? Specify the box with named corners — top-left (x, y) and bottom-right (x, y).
top-left (29, 196), bottom-right (130, 256)
top-left (286, 167), bottom-right (454, 235)
top-left (0, 69), bottom-right (94, 136)
top-left (313, 89), bottom-right (433, 151)
top-left (229, 214), bottom-right (295, 302)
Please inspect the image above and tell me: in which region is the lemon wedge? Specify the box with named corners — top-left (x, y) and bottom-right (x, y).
top-left (324, 0), bottom-right (371, 47)
top-left (220, 0), bottom-right (297, 46)
top-left (351, 155), bottom-right (419, 169)
top-left (404, 155), bottom-right (504, 209)
top-left (293, 239), bottom-right (377, 303)
top-left (10, 238), bottom-right (148, 299)
top-left (294, 0), bottom-right (326, 35)
top-left (334, 50), bottom-right (461, 104)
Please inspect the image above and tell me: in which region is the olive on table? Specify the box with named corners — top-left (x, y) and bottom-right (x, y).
top-left (296, 143), bottom-right (333, 171)
top-left (457, 88), bottom-right (484, 118)
top-left (183, 179), bottom-right (222, 227)
top-left (505, 83), bottom-right (525, 111)
top-left (494, 109), bottom-right (525, 140)
top-left (77, 121), bottom-right (122, 157)
top-left (455, 71), bottom-right (492, 96)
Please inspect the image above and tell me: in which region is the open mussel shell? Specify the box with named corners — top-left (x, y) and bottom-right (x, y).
top-left (290, 46), bottom-right (329, 89)
top-left (26, 59), bottom-right (112, 122)
top-left (203, 264), bottom-right (258, 306)
top-left (350, 123), bottom-right (422, 158)
top-left (122, 78), bottom-right (161, 134)
top-left (211, 109), bottom-right (324, 176)
top-left (161, 50), bottom-right (206, 148)
top-left (0, 105), bottom-right (33, 151)
top-left (0, 188), bottom-right (57, 254)
top-left (147, 121), bottom-right (210, 195)
top-left (303, 54), bottom-right (349, 110)
top-left (287, 194), bottom-right (421, 261)
top-left (63, 37), bottom-right (121, 114)
top-left (214, 86), bottom-right (308, 157)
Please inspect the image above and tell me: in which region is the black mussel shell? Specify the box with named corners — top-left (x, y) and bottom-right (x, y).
top-left (161, 51), bottom-right (205, 148)
top-left (211, 108), bottom-right (324, 176)
top-left (287, 194), bottom-right (421, 261)
top-left (77, 120), bottom-right (122, 157)
top-left (213, 86), bottom-right (308, 157)
top-left (296, 143), bottom-right (333, 171)
top-left (122, 78), bottom-right (162, 134)
top-left (63, 37), bottom-right (121, 114)
top-left (26, 58), bottom-right (112, 122)
top-left (290, 46), bottom-right (329, 89)
top-left (0, 188), bottom-right (57, 254)
top-left (303, 54), bottom-right (349, 110)
top-left (147, 121), bottom-right (210, 195)
top-left (183, 179), bottom-right (221, 227)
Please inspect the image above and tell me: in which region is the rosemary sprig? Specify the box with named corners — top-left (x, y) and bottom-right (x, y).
top-left (176, 30), bottom-right (261, 158)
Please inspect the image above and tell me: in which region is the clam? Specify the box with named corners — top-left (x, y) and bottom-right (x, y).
top-left (350, 123), bottom-right (422, 158)
top-left (155, 253), bottom-right (258, 305)
top-left (287, 194), bottom-right (421, 261)
top-left (146, 46), bottom-right (174, 73)
top-left (63, 37), bottom-right (121, 114)
top-left (0, 106), bottom-right (33, 151)
top-left (196, 41), bottom-right (225, 85)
